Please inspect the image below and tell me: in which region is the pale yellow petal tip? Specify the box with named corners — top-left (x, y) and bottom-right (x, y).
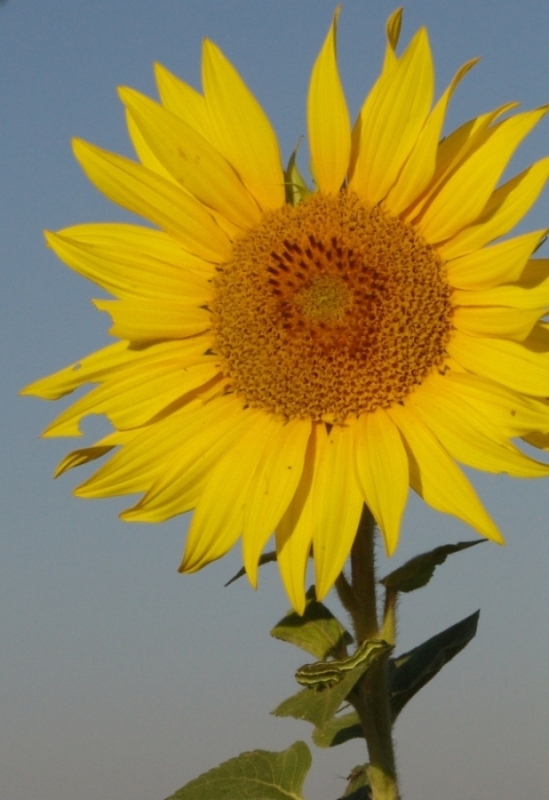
top-left (486, 527), bottom-right (506, 546)
top-left (119, 503), bottom-right (171, 523)
top-left (202, 37), bottom-right (221, 64)
top-left (277, 560), bottom-right (307, 614)
top-left (313, 577), bottom-right (333, 606)
top-left (284, 583), bottom-right (306, 616)
top-left (381, 531), bottom-right (400, 558)
top-left (292, 597), bottom-right (307, 617)
top-left (73, 481), bottom-right (99, 499)
top-left (116, 85), bottom-right (133, 106)
top-left (71, 138), bottom-right (103, 176)
top-left (244, 562), bottom-right (259, 591)
top-left (43, 229), bottom-right (57, 249)
top-left (21, 370), bottom-right (58, 398)
top-left (153, 61), bottom-right (166, 78)
top-left (20, 374), bottom-right (71, 404)
top-left (71, 137), bottom-right (88, 159)
top-left (19, 380), bottom-right (40, 398)
top-left (413, 25), bottom-right (431, 55)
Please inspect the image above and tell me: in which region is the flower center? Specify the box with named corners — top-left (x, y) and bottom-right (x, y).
top-left (294, 274), bottom-right (350, 324)
top-left (211, 191), bottom-right (453, 422)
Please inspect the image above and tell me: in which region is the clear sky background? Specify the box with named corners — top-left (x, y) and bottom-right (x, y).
top-left (2, 1), bottom-right (548, 798)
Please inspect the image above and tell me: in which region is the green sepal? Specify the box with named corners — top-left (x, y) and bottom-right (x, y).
top-left (224, 551), bottom-right (277, 587)
top-left (339, 765), bottom-right (371, 799)
top-left (272, 640), bottom-right (391, 728)
top-left (380, 540), bottom-right (484, 594)
top-left (284, 145), bottom-right (311, 206)
top-left (389, 610), bottom-right (480, 720)
top-left (163, 741), bottom-right (311, 800)
top-left (312, 710), bottom-right (362, 748)
top-left (270, 586), bottom-right (353, 659)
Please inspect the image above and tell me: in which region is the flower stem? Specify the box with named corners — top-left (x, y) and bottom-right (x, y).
top-left (345, 506), bottom-right (400, 800)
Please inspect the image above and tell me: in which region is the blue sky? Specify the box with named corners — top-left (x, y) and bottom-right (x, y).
top-left (2, 1), bottom-right (548, 798)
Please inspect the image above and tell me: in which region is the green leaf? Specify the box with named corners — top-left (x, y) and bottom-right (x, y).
top-left (312, 710), bottom-right (362, 748)
top-left (284, 146), bottom-right (311, 205)
top-left (390, 610), bottom-right (480, 720)
top-left (270, 586), bottom-right (353, 659)
top-left (339, 765), bottom-right (371, 799)
top-left (272, 674), bottom-right (358, 729)
top-left (272, 641), bottom-right (392, 728)
top-left (380, 540), bottom-right (484, 593)
top-left (225, 551), bottom-right (277, 587)
top-left (164, 741), bottom-right (312, 800)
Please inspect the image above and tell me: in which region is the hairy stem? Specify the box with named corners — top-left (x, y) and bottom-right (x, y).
top-left (347, 506), bottom-right (400, 800)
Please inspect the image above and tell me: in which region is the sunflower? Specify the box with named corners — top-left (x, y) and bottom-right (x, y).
top-left (23, 9), bottom-right (549, 613)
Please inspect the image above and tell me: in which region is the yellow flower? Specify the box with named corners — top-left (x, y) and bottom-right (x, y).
top-left (23, 9), bottom-right (549, 613)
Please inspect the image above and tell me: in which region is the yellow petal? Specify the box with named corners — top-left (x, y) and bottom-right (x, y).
top-left (126, 138), bottom-right (240, 244)
top-left (524, 429), bottom-right (549, 450)
top-left (55, 443), bottom-right (116, 479)
top-left (42, 354), bottom-right (218, 437)
top-left (454, 280), bottom-right (549, 310)
top-left (53, 223), bottom-right (212, 276)
top-left (439, 156), bottom-right (549, 259)
top-left (21, 336), bottom-right (210, 403)
top-left (312, 425), bottom-right (364, 601)
top-left (202, 40), bottom-right (284, 211)
top-left (519, 258), bottom-right (549, 287)
top-left (350, 28), bottom-right (434, 204)
top-left (119, 397), bottom-right (252, 519)
top-left (446, 230), bottom-right (546, 289)
top-left (448, 329), bottom-right (549, 396)
top-left (79, 395), bottom-right (241, 502)
top-left (348, 14), bottom-right (400, 185)
top-left (416, 107), bottom-right (548, 242)
top-left (385, 8), bottom-right (403, 52)
top-left (387, 402), bottom-right (503, 543)
top-left (45, 230), bottom-right (211, 301)
top-left (125, 110), bottom-right (177, 182)
top-left (405, 102), bottom-right (519, 220)
top-left (275, 433), bottom-right (318, 615)
top-left (385, 58), bottom-right (479, 215)
top-left (443, 372), bottom-right (549, 437)
top-left (93, 297), bottom-right (211, 341)
top-left (243, 418), bottom-right (312, 587)
top-left (54, 428), bottom-right (134, 478)
top-left (452, 305), bottom-right (542, 341)
top-left (72, 139), bottom-right (231, 262)
top-left (307, 7), bottom-right (351, 194)
top-left (180, 410), bottom-right (276, 572)
top-left (353, 408), bottom-right (409, 555)
top-left (120, 87), bottom-right (261, 229)
top-left (21, 341), bottom-right (132, 400)
top-left (154, 62), bottom-right (213, 142)
top-left (408, 378), bottom-right (549, 477)
top-left (523, 321), bottom-right (549, 346)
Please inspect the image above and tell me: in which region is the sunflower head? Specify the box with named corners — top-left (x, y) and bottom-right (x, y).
top-left (23, 8), bottom-right (549, 613)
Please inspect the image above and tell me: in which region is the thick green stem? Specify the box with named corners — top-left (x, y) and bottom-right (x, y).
top-left (346, 506), bottom-right (400, 800)
top-left (349, 506), bottom-right (379, 642)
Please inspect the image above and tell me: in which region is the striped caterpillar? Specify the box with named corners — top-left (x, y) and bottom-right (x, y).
top-left (295, 638), bottom-right (390, 690)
